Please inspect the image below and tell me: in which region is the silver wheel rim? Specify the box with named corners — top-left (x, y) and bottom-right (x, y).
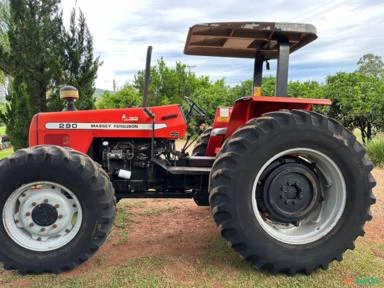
top-left (2, 181), bottom-right (83, 251)
top-left (251, 148), bottom-right (346, 245)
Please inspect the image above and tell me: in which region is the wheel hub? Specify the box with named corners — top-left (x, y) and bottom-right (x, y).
top-left (32, 203), bottom-right (58, 227)
top-left (262, 159), bottom-right (321, 223)
top-left (2, 182), bottom-right (83, 251)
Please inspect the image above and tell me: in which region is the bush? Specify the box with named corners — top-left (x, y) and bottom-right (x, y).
top-left (366, 136), bottom-right (384, 166)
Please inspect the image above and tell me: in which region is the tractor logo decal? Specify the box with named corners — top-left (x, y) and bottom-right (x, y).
top-left (121, 114), bottom-right (139, 122)
top-left (45, 122), bottom-right (167, 130)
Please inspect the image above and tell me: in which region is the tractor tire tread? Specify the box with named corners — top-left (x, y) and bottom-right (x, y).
top-left (209, 110), bottom-right (375, 275)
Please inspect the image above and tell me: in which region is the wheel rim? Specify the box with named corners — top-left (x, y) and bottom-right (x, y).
top-left (2, 181), bottom-right (83, 251)
top-left (251, 148), bottom-right (346, 245)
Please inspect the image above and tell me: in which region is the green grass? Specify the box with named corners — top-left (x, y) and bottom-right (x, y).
top-left (366, 135), bottom-right (384, 166)
top-left (0, 256), bottom-right (172, 288)
top-left (0, 125), bottom-right (6, 135)
top-left (138, 205), bottom-right (179, 216)
top-left (199, 237), bottom-right (384, 288)
top-left (0, 125), bottom-right (13, 160)
top-left (113, 202), bottom-right (132, 244)
top-left (1, 235), bottom-right (382, 287)
top-left (0, 147), bottom-right (13, 159)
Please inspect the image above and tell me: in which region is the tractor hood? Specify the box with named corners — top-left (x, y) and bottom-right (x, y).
top-left (29, 105), bottom-right (187, 154)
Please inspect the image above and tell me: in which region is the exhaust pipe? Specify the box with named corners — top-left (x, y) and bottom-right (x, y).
top-left (142, 46), bottom-right (152, 107)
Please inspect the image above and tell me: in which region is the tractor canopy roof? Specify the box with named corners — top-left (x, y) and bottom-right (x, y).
top-left (184, 22), bottom-right (317, 59)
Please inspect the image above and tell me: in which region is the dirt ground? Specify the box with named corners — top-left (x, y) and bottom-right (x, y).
top-left (364, 169), bottom-right (384, 243)
top-left (1, 169), bottom-right (383, 287)
top-left (67, 168), bottom-right (384, 276)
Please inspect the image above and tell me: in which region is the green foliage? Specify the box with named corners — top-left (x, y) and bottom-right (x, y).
top-left (132, 60), bottom-right (282, 122)
top-left (230, 79), bottom-right (252, 98)
top-left (366, 135), bottom-right (384, 166)
top-left (288, 80), bottom-right (324, 98)
top-left (229, 77), bottom-right (276, 98)
top-left (96, 85), bottom-right (141, 109)
top-left (1, 4), bottom-right (384, 150)
top-left (0, 1), bottom-right (9, 85)
top-left (357, 53), bottom-right (384, 78)
top-left (0, 147), bottom-right (13, 159)
top-left (1, 82), bottom-right (31, 148)
top-left (261, 76), bottom-right (276, 96)
top-left (47, 9), bottom-right (101, 111)
top-left (324, 72), bottom-right (384, 143)
top-left (134, 58), bottom-right (210, 107)
top-left (0, 0), bottom-right (64, 148)
top-left (0, 1), bottom-right (99, 148)
top-left (192, 79), bottom-right (232, 119)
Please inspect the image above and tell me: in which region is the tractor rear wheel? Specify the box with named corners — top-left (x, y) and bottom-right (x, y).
top-left (209, 110), bottom-right (376, 274)
top-left (0, 145), bottom-right (115, 273)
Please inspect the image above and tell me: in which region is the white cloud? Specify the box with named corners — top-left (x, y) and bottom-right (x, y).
top-left (60, 0), bottom-right (384, 90)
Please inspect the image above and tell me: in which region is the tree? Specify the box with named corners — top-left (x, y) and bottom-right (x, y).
top-left (288, 80), bottom-right (324, 98)
top-left (96, 85), bottom-right (141, 109)
top-left (134, 58), bottom-right (210, 107)
top-left (193, 79), bottom-right (231, 118)
top-left (1, 82), bottom-right (30, 148)
top-left (0, 0), bottom-right (64, 148)
top-left (324, 72), bottom-right (384, 143)
top-left (47, 9), bottom-right (101, 111)
top-left (0, 1), bottom-right (9, 83)
top-left (357, 54), bottom-right (384, 78)
top-left (0, 2), bottom-right (99, 148)
top-left (230, 79), bottom-right (252, 99)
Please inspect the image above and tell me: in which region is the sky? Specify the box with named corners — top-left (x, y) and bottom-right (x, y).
top-left (60, 0), bottom-right (384, 91)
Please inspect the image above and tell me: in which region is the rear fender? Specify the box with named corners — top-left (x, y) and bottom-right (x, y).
top-left (206, 96), bottom-right (331, 156)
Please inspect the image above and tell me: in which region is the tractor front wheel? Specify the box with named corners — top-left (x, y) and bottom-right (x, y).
top-left (209, 110), bottom-right (376, 274)
top-left (192, 127), bottom-right (212, 156)
top-left (0, 145), bottom-right (115, 273)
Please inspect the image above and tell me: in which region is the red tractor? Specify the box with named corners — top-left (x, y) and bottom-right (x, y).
top-left (0, 22), bottom-right (376, 275)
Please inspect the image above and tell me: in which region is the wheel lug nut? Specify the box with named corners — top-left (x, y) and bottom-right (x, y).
top-left (26, 212), bottom-right (31, 217)
top-left (65, 229), bottom-right (70, 233)
top-left (37, 237), bottom-right (41, 241)
top-left (32, 202), bottom-right (36, 207)
top-left (55, 204), bottom-right (60, 208)
top-left (29, 223), bottom-right (34, 227)
top-left (58, 215), bottom-right (63, 219)
top-left (44, 199), bottom-right (49, 203)
top-left (15, 220), bottom-right (19, 224)
top-left (52, 224), bottom-right (58, 229)
top-left (72, 204), bottom-right (76, 208)
top-left (40, 228), bottom-right (45, 232)
top-left (21, 193), bottom-right (26, 197)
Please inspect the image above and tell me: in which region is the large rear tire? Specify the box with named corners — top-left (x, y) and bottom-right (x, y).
top-left (0, 145), bottom-right (115, 273)
top-left (209, 110), bottom-right (376, 274)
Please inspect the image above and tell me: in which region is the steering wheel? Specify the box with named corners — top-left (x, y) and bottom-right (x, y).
top-left (184, 97), bottom-right (208, 118)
